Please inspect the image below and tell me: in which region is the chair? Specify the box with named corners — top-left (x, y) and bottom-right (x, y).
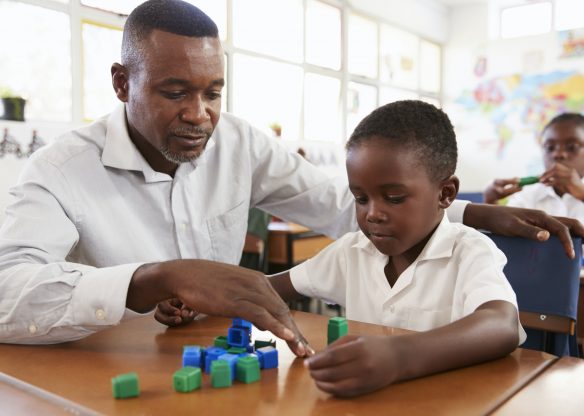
top-left (483, 232), bottom-right (582, 357)
top-left (456, 192), bottom-right (484, 203)
top-left (239, 208), bottom-right (271, 273)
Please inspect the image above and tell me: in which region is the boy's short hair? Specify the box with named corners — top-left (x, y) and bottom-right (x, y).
top-left (122, 0), bottom-right (219, 71)
top-left (542, 113), bottom-right (584, 134)
top-left (346, 100), bottom-right (457, 182)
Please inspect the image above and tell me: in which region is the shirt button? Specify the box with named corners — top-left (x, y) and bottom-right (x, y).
top-left (181, 223), bottom-right (188, 232)
top-left (95, 309), bottom-right (106, 320)
top-left (28, 324), bottom-right (37, 334)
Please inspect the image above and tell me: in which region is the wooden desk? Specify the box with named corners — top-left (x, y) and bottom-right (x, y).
top-left (0, 312), bottom-right (558, 415)
top-left (267, 222), bottom-right (333, 270)
top-left (493, 356), bottom-right (584, 415)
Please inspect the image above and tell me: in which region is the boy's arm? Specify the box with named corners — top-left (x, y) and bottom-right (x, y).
top-left (304, 300), bottom-right (518, 397)
top-left (268, 271), bottom-right (305, 303)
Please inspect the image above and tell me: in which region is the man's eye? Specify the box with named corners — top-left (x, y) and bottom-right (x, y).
top-left (162, 91), bottom-right (186, 99)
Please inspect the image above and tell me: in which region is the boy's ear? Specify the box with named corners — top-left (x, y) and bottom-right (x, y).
top-left (111, 63), bottom-right (129, 103)
top-left (439, 175), bottom-right (460, 209)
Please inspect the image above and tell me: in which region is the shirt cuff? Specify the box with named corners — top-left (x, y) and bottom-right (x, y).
top-left (70, 263), bottom-right (144, 326)
top-left (446, 199), bottom-right (471, 224)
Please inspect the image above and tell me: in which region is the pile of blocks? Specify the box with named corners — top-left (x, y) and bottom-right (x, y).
top-left (112, 317), bottom-right (279, 398)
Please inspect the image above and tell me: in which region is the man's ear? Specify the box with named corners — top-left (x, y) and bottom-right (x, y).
top-left (439, 175), bottom-right (460, 209)
top-left (111, 63), bottom-right (129, 102)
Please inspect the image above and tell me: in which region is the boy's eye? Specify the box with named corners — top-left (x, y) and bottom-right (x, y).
top-left (385, 195), bottom-right (406, 204)
top-left (354, 196), bottom-right (368, 205)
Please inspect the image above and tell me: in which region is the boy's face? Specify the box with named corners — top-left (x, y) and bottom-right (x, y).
top-left (542, 120), bottom-right (584, 176)
top-left (346, 137), bottom-right (457, 258)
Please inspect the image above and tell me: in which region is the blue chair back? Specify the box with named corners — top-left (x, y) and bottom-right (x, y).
top-left (456, 192), bottom-right (484, 203)
top-left (483, 233), bottom-right (582, 357)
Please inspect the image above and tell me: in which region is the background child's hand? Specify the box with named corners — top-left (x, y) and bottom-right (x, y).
top-left (539, 162), bottom-right (584, 199)
top-left (155, 298), bottom-right (197, 327)
top-left (304, 335), bottom-right (399, 397)
top-left (483, 178), bottom-right (521, 204)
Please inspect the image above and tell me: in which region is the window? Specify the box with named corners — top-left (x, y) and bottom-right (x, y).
top-left (555, 0), bottom-right (584, 31)
top-left (500, 2), bottom-right (552, 38)
top-left (3, 0), bottom-right (442, 145)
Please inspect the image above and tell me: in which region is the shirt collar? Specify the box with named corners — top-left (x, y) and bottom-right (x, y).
top-left (352, 212), bottom-right (457, 262)
top-left (101, 104), bottom-right (217, 182)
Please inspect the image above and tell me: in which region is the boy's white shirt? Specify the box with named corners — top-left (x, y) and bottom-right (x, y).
top-left (507, 181), bottom-right (584, 224)
top-left (290, 214), bottom-right (526, 343)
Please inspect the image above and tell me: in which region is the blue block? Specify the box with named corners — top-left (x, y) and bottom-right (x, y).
top-left (228, 327), bottom-right (250, 348)
top-left (256, 346), bottom-right (278, 369)
top-left (232, 318), bottom-right (252, 330)
top-left (204, 346), bottom-right (227, 373)
top-left (218, 353), bottom-right (239, 381)
top-left (245, 344), bottom-right (255, 353)
top-left (182, 345), bottom-right (204, 368)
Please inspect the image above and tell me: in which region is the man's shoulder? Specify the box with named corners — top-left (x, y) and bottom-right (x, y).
top-left (32, 117), bottom-right (107, 169)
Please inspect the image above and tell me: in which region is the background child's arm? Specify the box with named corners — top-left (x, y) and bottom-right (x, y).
top-left (540, 162), bottom-right (584, 200)
top-left (268, 271), bottom-right (305, 302)
top-left (483, 178), bottom-right (521, 204)
top-left (304, 300), bottom-right (519, 397)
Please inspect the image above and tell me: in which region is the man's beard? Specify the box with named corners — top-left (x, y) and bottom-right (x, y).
top-left (161, 127), bottom-right (211, 164)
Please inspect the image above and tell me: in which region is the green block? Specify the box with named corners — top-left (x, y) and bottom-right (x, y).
top-left (327, 317), bottom-right (348, 345)
top-left (518, 176), bottom-right (540, 187)
top-left (227, 347), bottom-right (246, 355)
top-left (112, 372), bottom-right (139, 399)
top-left (236, 356), bottom-right (261, 384)
top-left (214, 335), bottom-right (229, 349)
top-left (254, 339), bottom-right (276, 349)
top-left (173, 366), bottom-right (202, 393)
top-left (211, 360), bottom-right (232, 388)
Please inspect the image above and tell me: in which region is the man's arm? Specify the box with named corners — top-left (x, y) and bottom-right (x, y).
top-left (128, 261), bottom-right (310, 356)
top-left (462, 203), bottom-right (584, 258)
top-left (304, 300), bottom-right (518, 397)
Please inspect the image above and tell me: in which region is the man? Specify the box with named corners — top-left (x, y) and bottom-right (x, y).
top-left (0, 0), bottom-right (581, 350)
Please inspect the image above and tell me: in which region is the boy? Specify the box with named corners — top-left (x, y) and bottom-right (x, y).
top-left (484, 113), bottom-right (584, 227)
top-left (270, 100), bottom-right (525, 397)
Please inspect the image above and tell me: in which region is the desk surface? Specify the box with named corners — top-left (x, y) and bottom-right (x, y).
top-left (0, 312), bottom-right (558, 416)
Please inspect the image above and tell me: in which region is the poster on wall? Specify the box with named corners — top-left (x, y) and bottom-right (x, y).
top-left (559, 29), bottom-right (584, 59)
top-left (448, 70), bottom-right (584, 191)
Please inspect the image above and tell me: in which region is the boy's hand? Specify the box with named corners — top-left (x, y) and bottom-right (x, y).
top-left (304, 335), bottom-right (398, 397)
top-left (483, 178), bottom-right (521, 204)
top-left (540, 163), bottom-right (584, 200)
top-left (155, 298), bottom-right (197, 327)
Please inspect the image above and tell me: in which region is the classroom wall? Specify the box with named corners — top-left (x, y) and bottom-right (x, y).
top-left (443, 3), bottom-right (584, 192)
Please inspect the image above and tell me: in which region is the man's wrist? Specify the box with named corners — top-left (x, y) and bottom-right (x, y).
top-left (126, 262), bottom-right (172, 313)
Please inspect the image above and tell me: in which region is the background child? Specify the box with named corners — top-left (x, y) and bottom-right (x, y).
top-left (484, 113), bottom-right (584, 227)
top-left (270, 100), bottom-right (525, 397)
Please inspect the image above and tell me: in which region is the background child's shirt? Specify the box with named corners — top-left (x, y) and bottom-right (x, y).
top-left (507, 181), bottom-right (584, 225)
top-left (290, 215), bottom-right (526, 343)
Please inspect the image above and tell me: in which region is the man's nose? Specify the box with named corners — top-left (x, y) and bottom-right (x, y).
top-left (179, 96), bottom-right (210, 124)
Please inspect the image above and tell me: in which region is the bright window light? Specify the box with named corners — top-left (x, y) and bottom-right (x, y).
top-left (82, 22), bottom-right (122, 121)
top-left (306, 0), bottom-right (341, 70)
top-left (346, 82), bottom-right (377, 137)
top-left (304, 73), bottom-right (341, 141)
top-left (348, 13), bottom-right (378, 79)
top-left (555, 0), bottom-right (584, 31)
top-left (500, 2), bottom-right (552, 39)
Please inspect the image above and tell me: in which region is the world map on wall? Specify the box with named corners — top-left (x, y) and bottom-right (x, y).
top-left (455, 70), bottom-right (584, 158)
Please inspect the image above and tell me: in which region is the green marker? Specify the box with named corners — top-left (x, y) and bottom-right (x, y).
top-left (518, 176), bottom-right (540, 187)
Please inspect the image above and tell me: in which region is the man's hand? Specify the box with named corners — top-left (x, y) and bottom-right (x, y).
top-left (483, 178), bottom-right (522, 204)
top-left (464, 203), bottom-right (584, 258)
top-left (127, 259), bottom-right (312, 357)
top-left (155, 298), bottom-right (197, 327)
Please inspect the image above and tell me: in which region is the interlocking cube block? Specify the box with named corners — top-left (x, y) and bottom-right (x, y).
top-left (218, 353), bottom-right (239, 381)
top-left (236, 356), bottom-right (261, 384)
top-left (211, 360), bottom-right (232, 388)
top-left (214, 335), bottom-right (229, 349)
top-left (112, 372), bottom-right (139, 399)
top-left (232, 318), bottom-right (252, 330)
top-left (254, 339), bottom-right (276, 349)
top-left (228, 326), bottom-right (250, 348)
top-left (182, 345), bottom-right (204, 368)
top-left (227, 346), bottom-right (247, 355)
top-left (204, 346), bottom-right (227, 373)
top-left (173, 366), bottom-right (202, 392)
top-left (255, 346), bottom-right (278, 369)
top-left (327, 317), bottom-right (348, 345)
